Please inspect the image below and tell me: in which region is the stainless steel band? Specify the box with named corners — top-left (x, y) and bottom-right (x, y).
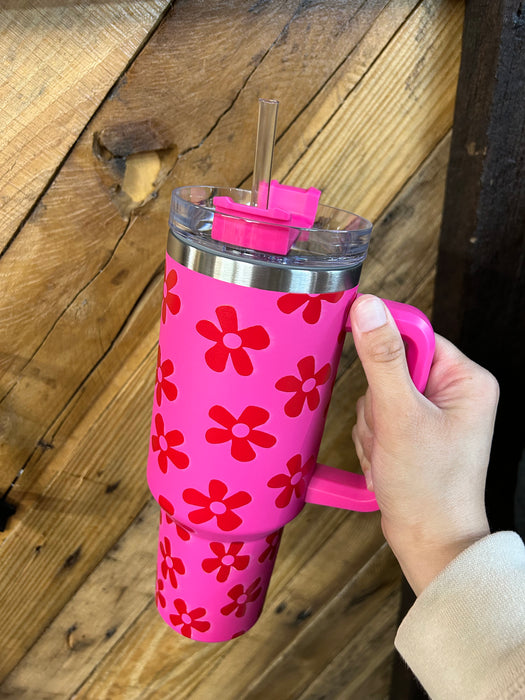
top-left (167, 232), bottom-right (362, 294)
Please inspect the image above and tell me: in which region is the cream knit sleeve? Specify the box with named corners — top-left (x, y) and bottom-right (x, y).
top-left (395, 531), bottom-right (525, 700)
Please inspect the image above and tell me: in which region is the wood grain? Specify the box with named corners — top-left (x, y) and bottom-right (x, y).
top-left (286, 0), bottom-right (463, 219)
top-left (0, 0), bottom-right (463, 695)
top-left (4, 0), bottom-right (383, 493)
top-left (0, 0), bottom-right (461, 501)
top-left (0, 0), bottom-right (171, 250)
top-left (0, 126), bottom-right (452, 696)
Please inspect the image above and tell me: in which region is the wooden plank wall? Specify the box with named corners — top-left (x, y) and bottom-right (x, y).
top-left (0, 1), bottom-right (463, 697)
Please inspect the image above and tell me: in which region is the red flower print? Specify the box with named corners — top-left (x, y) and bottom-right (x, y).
top-left (169, 598), bottom-right (211, 638)
top-left (158, 494), bottom-right (193, 540)
top-left (151, 414), bottom-right (189, 472)
top-left (258, 530), bottom-right (282, 563)
top-left (159, 536), bottom-right (185, 588)
top-left (183, 479), bottom-right (252, 532)
top-left (277, 292), bottom-right (344, 324)
top-left (220, 578), bottom-right (262, 618)
top-left (202, 542), bottom-right (250, 582)
top-left (275, 356), bottom-right (331, 417)
top-left (267, 454), bottom-right (315, 508)
top-left (206, 405), bottom-right (276, 462)
top-left (156, 577), bottom-right (166, 608)
top-left (161, 269), bottom-right (181, 323)
top-left (159, 494), bottom-right (174, 516)
top-left (155, 348), bottom-right (178, 405)
top-left (196, 305), bottom-right (270, 376)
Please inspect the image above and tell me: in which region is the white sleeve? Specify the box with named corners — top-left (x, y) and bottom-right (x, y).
top-left (395, 531), bottom-right (525, 700)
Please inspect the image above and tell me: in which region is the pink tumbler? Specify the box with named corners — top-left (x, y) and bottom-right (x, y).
top-left (147, 181), bottom-right (435, 642)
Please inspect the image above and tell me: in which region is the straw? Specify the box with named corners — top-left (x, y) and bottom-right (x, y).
top-left (251, 98), bottom-right (279, 208)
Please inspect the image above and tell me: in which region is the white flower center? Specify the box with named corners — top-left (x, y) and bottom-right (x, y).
top-left (232, 423), bottom-right (250, 439)
top-left (302, 378), bottom-right (316, 393)
top-left (209, 501), bottom-right (227, 515)
top-left (223, 332), bottom-right (242, 349)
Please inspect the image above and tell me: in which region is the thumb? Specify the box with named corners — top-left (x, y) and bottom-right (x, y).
top-left (350, 295), bottom-right (415, 409)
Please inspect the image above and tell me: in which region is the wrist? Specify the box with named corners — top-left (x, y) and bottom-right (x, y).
top-left (383, 519), bottom-right (490, 596)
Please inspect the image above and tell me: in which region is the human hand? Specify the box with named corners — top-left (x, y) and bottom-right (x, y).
top-left (350, 295), bottom-right (499, 595)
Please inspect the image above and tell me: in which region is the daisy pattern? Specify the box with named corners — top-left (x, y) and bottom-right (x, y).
top-left (161, 269), bottom-right (181, 323)
top-left (202, 542), bottom-right (250, 582)
top-left (159, 536), bottom-right (185, 588)
top-left (151, 414), bottom-right (189, 472)
top-left (169, 599), bottom-right (211, 638)
top-left (220, 578), bottom-right (262, 618)
top-left (155, 348), bottom-right (178, 405)
top-left (275, 356), bottom-right (331, 417)
top-left (277, 292), bottom-right (343, 324)
top-left (258, 530), bottom-right (282, 563)
top-left (182, 479), bottom-right (252, 532)
top-left (196, 305), bottom-right (270, 376)
top-left (158, 494), bottom-right (193, 540)
top-left (267, 454), bottom-right (315, 508)
top-left (156, 578), bottom-right (166, 608)
top-left (206, 405), bottom-right (276, 462)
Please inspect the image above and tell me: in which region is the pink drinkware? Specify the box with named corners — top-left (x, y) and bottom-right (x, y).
top-left (147, 181), bottom-right (435, 642)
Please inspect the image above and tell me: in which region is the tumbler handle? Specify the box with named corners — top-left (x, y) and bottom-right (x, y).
top-left (305, 297), bottom-right (435, 513)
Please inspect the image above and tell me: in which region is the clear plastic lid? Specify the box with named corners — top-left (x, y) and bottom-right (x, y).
top-left (169, 186), bottom-right (372, 271)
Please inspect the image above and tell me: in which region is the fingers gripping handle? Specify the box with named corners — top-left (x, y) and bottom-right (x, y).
top-left (378, 299), bottom-right (436, 394)
top-left (305, 298), bottom-right (435, 513)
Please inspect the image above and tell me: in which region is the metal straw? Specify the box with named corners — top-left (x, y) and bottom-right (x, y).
top-left (251, 98), bottom-right (279, 208)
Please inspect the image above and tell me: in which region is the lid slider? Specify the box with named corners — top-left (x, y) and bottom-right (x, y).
top-left (211, 180), bottom-right (321, 255)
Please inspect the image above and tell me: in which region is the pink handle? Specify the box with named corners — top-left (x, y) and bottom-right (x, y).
top-left (305, 297), bottom-right (435, 513)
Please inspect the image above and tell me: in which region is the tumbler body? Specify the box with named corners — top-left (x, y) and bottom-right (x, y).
top-left (148, 252), bottom-right (358, 641)
top-left (146, 185), bottom-right (433, 642)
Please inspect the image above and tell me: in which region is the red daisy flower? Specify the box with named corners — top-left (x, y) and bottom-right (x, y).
top-left (267, 454), bottom-right (315, 508)
top-left (155, 348), bottom-right (178, 405)
top-left (196, 305), bottom-right (270, 376)
top-left (151, 414), bottom-right (189, 472)
top-left (275, 356), bottom-right (331, 417)
top-left (220, 577), bottom-right (262, 618)
top-left (202, 542), bottom-right (250, 582)
top-left (169, 598), bottom-right (211, 638)
top-left (277, 292), bottom-right (344, 324)
top-left (156, 577), bottom-right (166, 608)
top-left (206, 405), bottom-right (276, 462)
top-left (158, 494), bottom-right (193, 540)
top-left (183, 479), bottom-right (252, 532)
top-left (258, 530), bottom-right (282, 563)
top-left (159, 536), bottom-right (185, 588)
top-left (161, 269), bottom-right (181, 323)
top-left (159, 494), bottom-right (174, 516)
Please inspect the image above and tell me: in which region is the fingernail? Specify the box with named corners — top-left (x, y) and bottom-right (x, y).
top-left (354, 297), bottom-right (388, 333)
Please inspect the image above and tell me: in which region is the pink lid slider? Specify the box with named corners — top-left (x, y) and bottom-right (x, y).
top-left (211, 98), bottom-right (321, 254)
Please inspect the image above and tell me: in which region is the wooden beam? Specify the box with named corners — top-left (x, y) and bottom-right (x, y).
top-left (433, 0), bottom-right (525, 531)
top-left (392, 1), bottom-right (524, 697)
top-left (0, 0), bottom-right (171, 250)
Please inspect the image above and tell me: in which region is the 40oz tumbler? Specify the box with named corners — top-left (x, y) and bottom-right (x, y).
top-left (147, 181), bottom-right (435, 642)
